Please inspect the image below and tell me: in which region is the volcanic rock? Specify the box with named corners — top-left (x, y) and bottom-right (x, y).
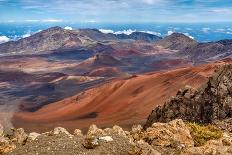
top-left (12, 128), bottom-right (28, 144)
top-left (73, 129), bottom-right (83, 137)
top-left (28, 132), bottom-right (41, 141)
top-left (53, 127), bottom-right (71, 136)
top-left (144, 64), bottom-right (232, 128)
top-left (143, 119), bottom-right (194, 148)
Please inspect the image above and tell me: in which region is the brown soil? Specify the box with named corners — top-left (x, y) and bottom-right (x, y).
top-left (12, 61), bottom-right (228, 133)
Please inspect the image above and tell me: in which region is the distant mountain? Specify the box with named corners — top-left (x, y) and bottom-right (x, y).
top-left (155, 33), bottom-right (197, 50)
top-left (78, 29), bottom-right (118, 41)
top-left (179, 39), bottom-right (232, 62)
top-left (153, 33), bottom-right (232, 63)
top-left (116, 32), bottom-right (162, 42)
top-left (78, 29), bottom-right (162, 42)
top-left (0, 26), bottom-right (89, 55)
top-left (0, 27), bottom-right (161, 56)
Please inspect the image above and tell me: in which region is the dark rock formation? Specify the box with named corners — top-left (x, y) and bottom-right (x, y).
top-left (144, 64), bottom-right (232, 129)
top-left (116, 32), bottom-right (162, 42)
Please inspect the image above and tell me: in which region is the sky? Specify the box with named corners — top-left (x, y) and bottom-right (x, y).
top-left (0, 0), bottom-right (232, 23)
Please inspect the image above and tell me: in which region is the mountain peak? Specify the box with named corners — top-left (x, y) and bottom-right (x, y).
top-left (155, 32), bottom-right (197, 50)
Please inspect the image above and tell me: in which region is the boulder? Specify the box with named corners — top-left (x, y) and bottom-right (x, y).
top-left (131, 125), bottom-right (144, 141)
top-left (104, 125), bottom-right (127, 137)
top-left (143, 119), bottom-right (194, 148)
top-left (82, 136), bottom-right (99, 149)
top-left (73, 129), bottom-right (83, 137)
top-left (12, 128), bottom-right (28, 144)
top-left (98, 136), bottom-right (113, 142)
top-left (87, 125), bottom-right (105, 137)
top-left (53, 127), bottom-right (71, 136)
top-left (28, 132), bottom-right (41, 141)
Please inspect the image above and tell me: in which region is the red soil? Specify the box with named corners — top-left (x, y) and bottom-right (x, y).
top-left (12, 61), bottom-right (230, 133)
top-left (87, 67), bottom-right (127, 77)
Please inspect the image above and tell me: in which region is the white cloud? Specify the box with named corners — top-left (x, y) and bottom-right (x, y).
top-left (99, 29), bottom-right (161, 36)
top-left (142, 0), bottom-right (165, 5)
top-left (81, 20), bottom-right (97, 23)
top-left (42, 19), bottom-right (63, 22)
top-left (25, 19), bottom-right (40, 22)
top-left (0, 36), bottom-right (10, 44)
top-left (210, 8), bottom-right (231, 13)
top-left (22, 33), bottom-right (31, 38)
top-left (202, 28), bottom-right (210, 33)
top-left (140, 31), bottom-right (161, 36)
top-left (114, 29), bottom-right (136, 35)
top-left (184, 33), bottom-right (194, 39)
top-left (99, 29), bottom-right (114, 34)
top-left (167, 30), bottom-right (174, 36)
top-left (64, 26), bottom-right (73, 30)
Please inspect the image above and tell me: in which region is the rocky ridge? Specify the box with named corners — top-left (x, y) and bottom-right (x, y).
top-left (1, 119), bottom-right (232, 155)
top-left (144, 64), bottom-right (232, 129)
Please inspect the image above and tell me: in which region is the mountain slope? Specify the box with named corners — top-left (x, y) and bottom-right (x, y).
top-left (0, 27), bottom-right (87, 55)
top-left (144, 64), bottom-right (232, 129)
top-left (179, 40), bottom-right (232, 62)
top-left (155, 33), bottom-right (197, 50)
top-left (116, 32), bottom-right (162, 42)
top-left (12, 60), bottom-right (229, 132)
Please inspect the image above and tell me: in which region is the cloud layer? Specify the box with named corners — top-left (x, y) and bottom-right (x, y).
top-left (0, 36), bottom-right (10, 44)
top-left (0, 0), bottom-right (232, 22)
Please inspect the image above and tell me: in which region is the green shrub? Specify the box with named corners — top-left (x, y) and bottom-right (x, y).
top-left (187, 122), bottom-right (223, 146)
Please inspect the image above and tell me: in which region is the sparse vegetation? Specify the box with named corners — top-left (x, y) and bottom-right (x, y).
top-left (187, 122), bottom-right (223, 146)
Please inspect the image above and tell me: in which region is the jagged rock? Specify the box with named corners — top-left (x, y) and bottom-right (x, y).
top-left (82, 136), bottom-right (99, 149)
top-left (181, 132), bottom-right (232, 154)
top-left (143, 119), bottom-right (194, 148)
top-left (53, 127), bottom-right (71, 135)
top-left (0, 136), bottom-right (16, 153)
top-left (145, 65), bottom-right (232, 129)
top-left (104, 125), bottom-right (127, 137)
top-left (73, 129), bottom-right (83, 137)
top-left (181, 139), bottom-right (232, 154)
top-left (0, 124), bottom-right (3, 136)
top-left (131, 125), bottom-right (144, 141)
top-left (129, 140), bottom-right (161, 155)
top-left (87, 125), bottom-right (105, 137)
top-left (28, 132), bottom-right (41, 141)
top-left (12, 128), bottom-right (28, 144)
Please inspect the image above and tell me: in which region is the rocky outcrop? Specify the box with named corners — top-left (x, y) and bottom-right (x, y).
top-left (181, 133), bottom-right (232, 155)
top-left (144, 64), bottom-right (232, 129)
top-left (143, 119), bottom-right (194, 148)
top-left (0, 119), bottom-right (231, 155)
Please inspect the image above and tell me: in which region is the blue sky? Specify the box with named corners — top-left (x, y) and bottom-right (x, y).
top-left (0, 0), bottom-right (232, 23)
